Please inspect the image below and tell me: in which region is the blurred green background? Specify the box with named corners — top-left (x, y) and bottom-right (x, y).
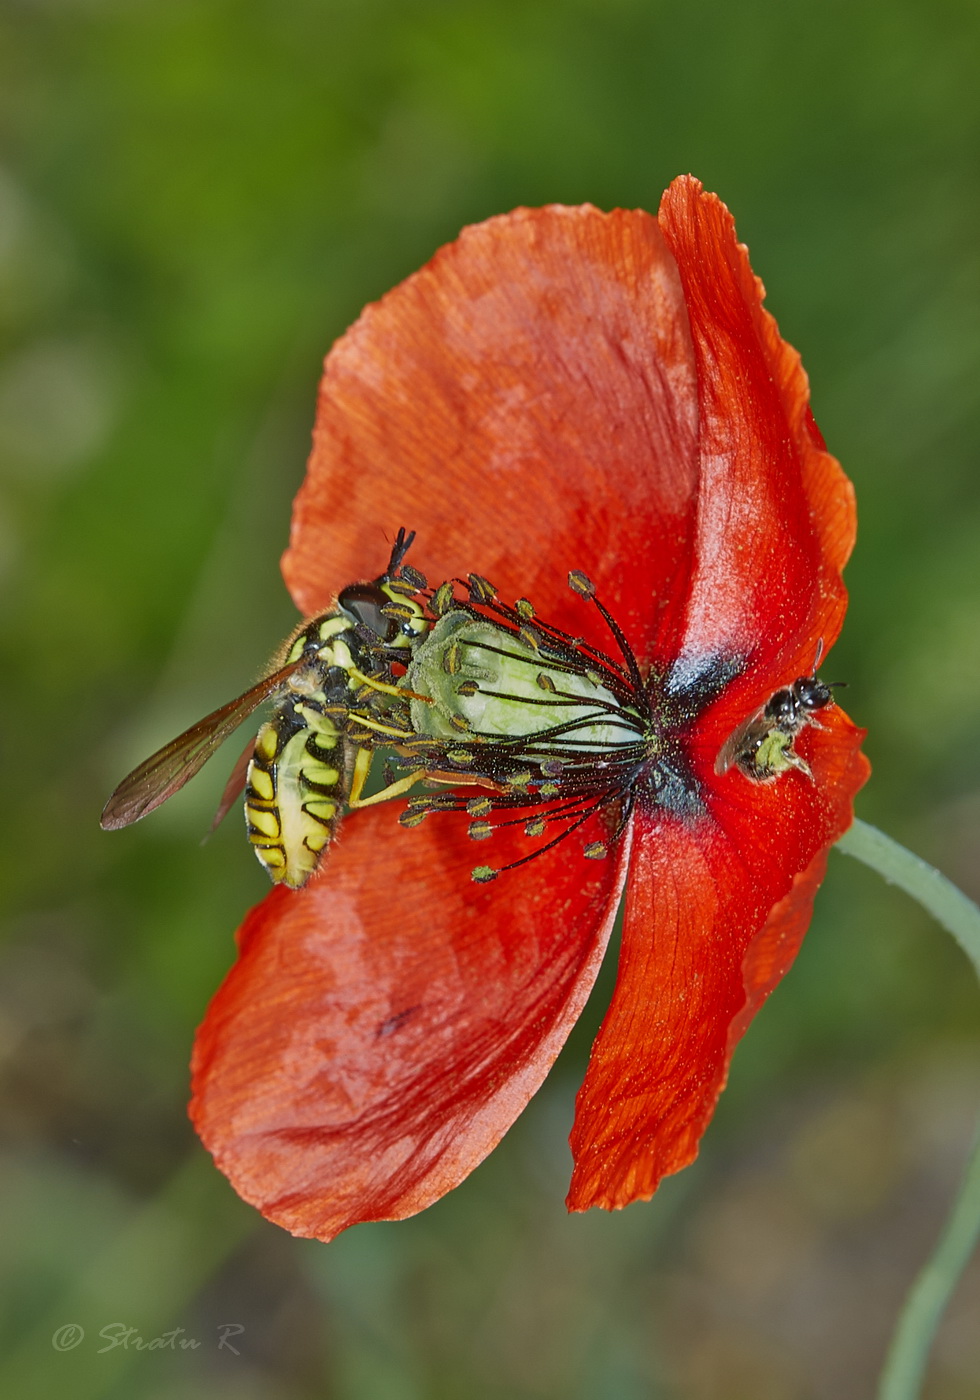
top-left (1, 1), bottom-right (979, 1396)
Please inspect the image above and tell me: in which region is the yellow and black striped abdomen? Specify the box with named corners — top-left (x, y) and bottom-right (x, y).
top-left (245, 699), bottom-right (348, 889)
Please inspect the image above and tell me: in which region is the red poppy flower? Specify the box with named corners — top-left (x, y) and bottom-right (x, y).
top-left (189, 176), bottom-right (869, 1240)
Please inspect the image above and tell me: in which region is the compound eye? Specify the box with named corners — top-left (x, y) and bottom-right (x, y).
top-left (795, 677), bottom-right (833, 711)
top-left (337, 583), bottom-right (399, 642)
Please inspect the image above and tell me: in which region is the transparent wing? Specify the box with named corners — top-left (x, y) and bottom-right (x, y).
top-left (714, 709), bottom-right (764, 776)
top-left (100, 659), bottom-right (305, 830)
top-left (208, 734), bottom-right (257, 835)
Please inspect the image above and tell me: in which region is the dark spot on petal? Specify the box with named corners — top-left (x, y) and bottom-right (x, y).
top-left (664, 651), bottom-right (746, 716)
top-left (376, 1006), bottom-right (422, 1039)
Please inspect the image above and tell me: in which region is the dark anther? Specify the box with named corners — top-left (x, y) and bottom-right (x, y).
top-left (568, 570), bottom-right (596, 597)
top-left (446, 749), bottom-right (474, 766)
top-left (380, 601), bottom-right (416, 622)
top-left (467, 574), bottom-right (497, 604)
top-left (431, 581), bottom-right (455, 616)
top-left (399, 564), bottom-right (427, 590)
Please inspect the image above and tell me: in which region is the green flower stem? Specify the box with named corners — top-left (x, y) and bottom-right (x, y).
top-left (834, 818), bottom-right (980, 1400)
top-left (836, 819), bottom-right (980, 978)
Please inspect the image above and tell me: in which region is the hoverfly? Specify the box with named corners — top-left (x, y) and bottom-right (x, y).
top-left (714, 646), bottom-right (842, 783)
top-left (101, 530), bottom-right (431, 888)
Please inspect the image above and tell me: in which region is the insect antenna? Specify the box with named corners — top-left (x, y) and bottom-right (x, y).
top-left (386, 527), bottom-right (417, 576)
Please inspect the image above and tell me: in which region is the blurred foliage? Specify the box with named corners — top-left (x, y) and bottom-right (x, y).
top-left (1, 0), bottom-right (979, 1396)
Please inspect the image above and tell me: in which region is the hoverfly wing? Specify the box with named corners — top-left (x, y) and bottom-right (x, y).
top-left (100, 659), bottom-right (305, 831)
top-left (208, 734), bottom-right (256, 835)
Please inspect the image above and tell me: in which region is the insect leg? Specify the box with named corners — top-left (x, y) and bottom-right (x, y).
top-left (346, 744), bottom-right (426, 809)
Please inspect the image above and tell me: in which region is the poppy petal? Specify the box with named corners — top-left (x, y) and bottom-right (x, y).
top-left (657, 176), bottom-right (857, 696)
top-left (191, 802), bottom-right (630, 1241)
top-left (283, 205), bottom-right (699, 662)
top-left (567, 707), bottom-right (868, 1211)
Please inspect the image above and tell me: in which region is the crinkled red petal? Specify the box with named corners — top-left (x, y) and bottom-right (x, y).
top-left (657, 176), bottom-right (858, 710)
top-left (568, 178), bottom-right (869, 1209)
top-left (283, 205), bottom-right (699, 664)
top-left (568, 708), bottom-right (868, 1210)
top-left (191, 803), bottom-right (629, 1241)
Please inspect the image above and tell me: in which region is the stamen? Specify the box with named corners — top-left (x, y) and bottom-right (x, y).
top-left (380, 601), bottom-right (418, 624)
top-left (432, 581), bottom-right (455, 616)
top-left (467, 798), bottom-right (617, 881)
top-left (461, 628), bottom-right (633, 700)
top-left (589, 594), bottom-right (646, 697)
top-left (567, 569), bottom-right (595, 598)
top-left (392, 566), bottom-right (681, 884)
top-left (445, 749), bottom-right (475, 766)
top-left (471, 682), bottom-right (637, 720)
top-left (399, 564), bottom-right (427, 590)
top-left (445, 592), bottom-right (634, 697)
top-left (468, 574), bottom-right (497, 604)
